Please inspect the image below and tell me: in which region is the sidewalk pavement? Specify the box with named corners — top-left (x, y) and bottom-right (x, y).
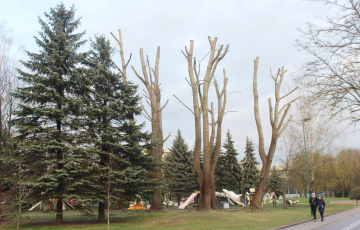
top-left (272, 205), bottom-right (360, 230)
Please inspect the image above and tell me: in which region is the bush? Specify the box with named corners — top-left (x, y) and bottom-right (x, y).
top-left (349, 187), bottom-right (360, 200)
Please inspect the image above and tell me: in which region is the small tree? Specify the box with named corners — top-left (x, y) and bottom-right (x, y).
top-left (267, 166), bottom-right (283, 198)
top-left (240, 137), bottom-right (260, 195)
top-left (215, 130), bottom-right (242, 193)
top-left (163, 130), bottom-right (197, 205)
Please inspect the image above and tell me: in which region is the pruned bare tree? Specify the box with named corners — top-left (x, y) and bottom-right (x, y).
top-left (296, 0), bottom-right (360, 126)
top-left (251, 57), bottom-right (299, 208)
top-left (112, 30), bottom-right (170, 211)
top-left (131, 47), bottom-right (170, 211)
top-left (175, 37), bottom-right (229, 211)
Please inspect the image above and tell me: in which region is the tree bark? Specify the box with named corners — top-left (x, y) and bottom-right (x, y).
top-left (149, 168), bottom-right (163, 211)
top-left (55, 199), bottom-right (63, 224)
top-left (98, 201), bottom-right (105, 223)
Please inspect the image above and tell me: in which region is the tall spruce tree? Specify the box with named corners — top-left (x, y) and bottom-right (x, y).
top-left (164, 130), bottom-right (197, 205)
top-left (267, 166), bottom-right (283, 198)
top-left (79, 35), bottom-right (157, 223)
top-left (215, 130), bottom-right (242, 193)
top-left (10, 4), bottom-right (86, 224)
top-left (240, 137), bottom-right (260, 195)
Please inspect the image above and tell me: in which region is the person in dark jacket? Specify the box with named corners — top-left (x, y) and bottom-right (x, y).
top-left (317, 196), bottom-right (326, 222)
top-left (309, 193), bottom-right (318, 221)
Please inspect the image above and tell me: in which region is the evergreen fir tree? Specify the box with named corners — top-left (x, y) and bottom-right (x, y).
top-left (10, 4), bottom-right (86, 223)
top-left (78, 35), bottom-right (157, 222)
top-left (240, 137), bottom-right (260, 195)
top-left (267, 166), bottom-right (283, 198)
top-left (163, 130), bottom-right (197, 205)
top-left (215, 130), bottom-right (242, 193)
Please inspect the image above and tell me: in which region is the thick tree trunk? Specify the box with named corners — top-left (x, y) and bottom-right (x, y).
top-left (98, 201), bottom-right (105, 223)
top-left (177, 195), bottom-right (181, 208)
top-left (251, 162), bottom-right (271, 208)
top-left (196, 174), bottom-right (212, 211)
top-left (149, 190), bottom-right (162, 211)
top-left (55, 199), bottom-right (63, 224)
top-left (149, 145), bottom-right (163, 211)
top-left (210, 173), bottom-right (216, 210)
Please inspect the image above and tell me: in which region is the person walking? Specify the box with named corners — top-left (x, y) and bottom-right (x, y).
top-left (309, 193), bottom-right (318, 221)
top-left (317, 196), bottom-right (326, 222)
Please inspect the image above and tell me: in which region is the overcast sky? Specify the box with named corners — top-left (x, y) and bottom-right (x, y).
top-left (1, 0), bottom-right (358, 163)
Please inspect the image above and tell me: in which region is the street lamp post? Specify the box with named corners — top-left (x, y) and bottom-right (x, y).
top-left (302, 118), bottom-right (312, 216)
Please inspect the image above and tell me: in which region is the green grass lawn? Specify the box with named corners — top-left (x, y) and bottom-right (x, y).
top-left (1, 203), bottom-right (356, 230)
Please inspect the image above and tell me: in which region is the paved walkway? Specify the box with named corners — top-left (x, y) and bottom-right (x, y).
top-left (283, 206), bottom-right (360, 230)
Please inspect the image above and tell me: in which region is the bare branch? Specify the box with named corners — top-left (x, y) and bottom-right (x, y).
top-left (112, 62), bottom-right (124, 76)
top-left (143, 89), bottom-right (150, 99)
top-left (280, 87), bottom-right (298, 100)
top-left (131, 66), bottom-right (146, 85)
top-left (279, 96), bottom-right (301, 114)
top-left (185, 77), bottom-right (192, 88)
top-left (141, 111), bottom-right (152, 122)
top-left (173, 94), bottom-right (195, 115)
top-left (181, 50), bottom-right (188, 59)
top-left (125, 53), bottom-right (132, 68)
top-left (161, 99), bottom-right (169, 111)
top-left (278, 115), bottom-right (293, 137)
top-left (277, 104), bottom-right (291, 132)
top-left (141, 101), bottom-right (152, 121)
top-left (145, 98), bottom-right (151, 108)
top-left (163, 132), bottom-right (171, 143)
top-left (270, 68), bottom-right (276, 82)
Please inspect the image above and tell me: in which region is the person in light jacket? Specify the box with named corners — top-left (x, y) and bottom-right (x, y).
top-left (309, 193), bottom-right (318, 221)
top-left (317, 196), bottom-right (326, 222)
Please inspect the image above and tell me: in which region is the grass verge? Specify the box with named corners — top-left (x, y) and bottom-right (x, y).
top-left (1, 203), bottom-right (356, 230)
